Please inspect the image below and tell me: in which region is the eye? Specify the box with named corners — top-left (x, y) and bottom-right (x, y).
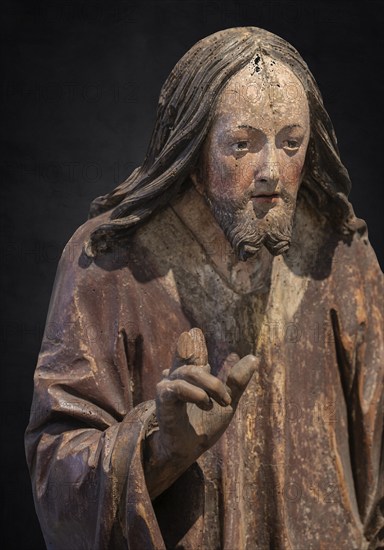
top-left (282, 139), bottom-right (300, 151)
top-left (233, 141), bottom-right (249, 152)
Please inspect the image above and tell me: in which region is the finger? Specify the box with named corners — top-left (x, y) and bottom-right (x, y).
top-left (157, 379), bottom-right (213, 411)
top-left (187, 328), bottom-right (208, 365)
top-left (176, 328), bottom-right (208, 365)
top-left (162, 369), bottom-right (170, 378)
top-left (221, 352), bottom-right (240, 377)
top-left (169, 364), bottom-right (231, 406)
top-left (225, 354), bottom-right (259, 404)
top-left (170, 328), bottom-right (209, 373)
top-left (176, 331), bottom-right (195, 362)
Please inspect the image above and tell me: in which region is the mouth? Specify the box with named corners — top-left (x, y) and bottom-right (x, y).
top-left (251, 193), bottom-right (280, 204)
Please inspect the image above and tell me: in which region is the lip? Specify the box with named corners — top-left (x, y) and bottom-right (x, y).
top-left (252, 193), bottom-right (280, 203)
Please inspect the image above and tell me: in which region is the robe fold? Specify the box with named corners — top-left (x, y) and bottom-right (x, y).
top-left (25, 196), bottom-right (383, 549)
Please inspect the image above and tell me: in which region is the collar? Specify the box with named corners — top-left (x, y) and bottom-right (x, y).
top-left (170, 186), bottom-right (273, 295)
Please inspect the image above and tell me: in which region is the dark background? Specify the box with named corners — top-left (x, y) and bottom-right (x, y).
top-left (1, 1), bottom-right (383, 548)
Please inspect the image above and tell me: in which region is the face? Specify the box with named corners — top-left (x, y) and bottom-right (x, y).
top-left (192, 56), bottom-right (310, 261)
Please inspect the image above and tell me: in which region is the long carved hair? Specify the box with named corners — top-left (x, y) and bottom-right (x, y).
top-left (85, 26), bottom-right (360, 257)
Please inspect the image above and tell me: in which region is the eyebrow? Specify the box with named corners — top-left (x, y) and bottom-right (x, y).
top-left (284, 124), bottom-right (303, 130)
top-left (237, 123), bottom-right (303, 131)
top-left (237, 124), bottom-right (257, 131)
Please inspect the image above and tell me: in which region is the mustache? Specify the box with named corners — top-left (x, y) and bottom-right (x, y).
top-left (205, 187), bottom-right (296, 261)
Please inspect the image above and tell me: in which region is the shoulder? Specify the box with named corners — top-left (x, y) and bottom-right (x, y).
top-left (329, 224), bottom-right (383, 336)
top-left (51, 212), bottom-right (143, 307)
top-left (55, 205), bottom-right (189, 289)
top-left (332, 223), bottom-right (383, 284)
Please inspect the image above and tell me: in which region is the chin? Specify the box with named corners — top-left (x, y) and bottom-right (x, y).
top-left (236, 234), bottom-right (292, 262)
top-left (229, 208), bottom-right (295, 261)
top-left (205, 193), bottom-right (296, 262)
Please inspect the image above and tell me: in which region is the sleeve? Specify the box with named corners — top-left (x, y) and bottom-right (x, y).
top-left (331, 233), bottom-right (384, 549)
top-left (24, 227), bottom-right (166, 550)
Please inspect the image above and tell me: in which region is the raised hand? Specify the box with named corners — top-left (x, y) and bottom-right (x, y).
top-left (144, 328), bottom-right (258, 499)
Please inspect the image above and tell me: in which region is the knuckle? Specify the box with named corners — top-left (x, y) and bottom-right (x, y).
top-left (156, 379), bottom-right (174, 398)
top-left (156, 380), bottom-right (167, 393)
top-left (169, 364), bottom-right (188, 379)
top-left (210, 377), bottom-right (223, 393)
top-left (171, 379), bottom-right (185, 398)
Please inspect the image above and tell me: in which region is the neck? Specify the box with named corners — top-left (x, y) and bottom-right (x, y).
top-left (171, 185), bottom-right (273, 294)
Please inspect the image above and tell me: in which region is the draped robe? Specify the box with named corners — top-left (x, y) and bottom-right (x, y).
top-left (25, 193), bottom-right (384, 549)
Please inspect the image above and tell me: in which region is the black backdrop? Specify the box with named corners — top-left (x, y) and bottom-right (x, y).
top-left (1, 1), bottom-right (383, 548)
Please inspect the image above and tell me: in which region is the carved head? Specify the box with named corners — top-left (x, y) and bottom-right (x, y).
top-left (86, 27), bottom-right (356, 257)
top-left (190, 58), bottom-right (310, 260)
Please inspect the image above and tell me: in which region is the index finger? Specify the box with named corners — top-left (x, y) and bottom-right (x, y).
top-left (170, 328), bottom-right (208, 374)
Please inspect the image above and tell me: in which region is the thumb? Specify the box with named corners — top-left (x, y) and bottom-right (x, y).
top-left (225, 354), bottom-right (259, 405)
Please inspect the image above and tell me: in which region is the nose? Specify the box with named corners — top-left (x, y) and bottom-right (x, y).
top-left (255, 144), bottom-right (279, 186)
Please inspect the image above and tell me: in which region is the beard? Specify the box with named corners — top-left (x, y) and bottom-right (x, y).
top-left (205, 187), bottom-right (297, 262)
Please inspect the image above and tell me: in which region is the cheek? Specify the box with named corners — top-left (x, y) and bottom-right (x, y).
top-left (204, 154), bottom-right (249, 199)
top-left (279, 153), bottom-right (306, 192)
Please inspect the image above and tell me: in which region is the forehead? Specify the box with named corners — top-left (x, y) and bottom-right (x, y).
top-left (214, 57), bottom-right (309, 128)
